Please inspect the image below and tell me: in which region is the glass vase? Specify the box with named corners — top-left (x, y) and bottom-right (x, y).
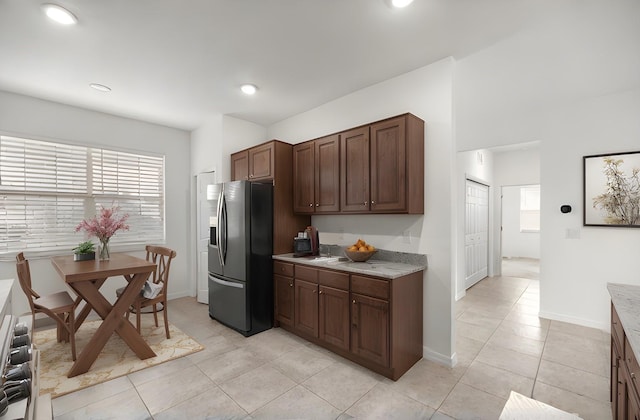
top-left (99, 239), bottom-right (110, 261)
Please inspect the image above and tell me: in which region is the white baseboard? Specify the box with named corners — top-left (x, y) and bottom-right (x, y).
top-left (455, 289), bottom-right (466, 301)
top-left (423, 345), bottom-right (457, 368)
top-left (538, 310), bottom-right (609, 332)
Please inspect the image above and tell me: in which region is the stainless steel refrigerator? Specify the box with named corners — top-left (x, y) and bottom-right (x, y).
top-left (208, 180), bottom-right (273, 336)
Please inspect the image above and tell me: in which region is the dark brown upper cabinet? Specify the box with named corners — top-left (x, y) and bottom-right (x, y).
top-left (340, 127), bottom-right (370, 212)
top-left (340, 113), bottom-right (424, 214)
top-left (230, 150), bottom-right (249, 181)
top-left (293, 134), bottom-right (340, 214)
top-left (231, 141), bottom-right (275, 182)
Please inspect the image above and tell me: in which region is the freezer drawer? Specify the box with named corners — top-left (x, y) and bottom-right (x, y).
top-left (208, 274), bottom-right (249, 332)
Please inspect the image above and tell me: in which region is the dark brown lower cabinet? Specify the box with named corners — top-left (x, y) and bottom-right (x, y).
top-left (629, 379), bottom-right (640, 420)
top-left (611, 303), bottom-right (640, 420)
top-left (319, 285), bottom-right (350, 351)
top-left (351, 293), bottom-right (389, 366)
top-left (294, 279), bottom-right (318, 337)
top-left (274, 274), bottom-right (294, 327)
top-left (275, 260), bottom-right (423, 381)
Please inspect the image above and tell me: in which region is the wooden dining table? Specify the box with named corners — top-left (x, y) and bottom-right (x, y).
top-left (51, 253), bottom-right (157, 377)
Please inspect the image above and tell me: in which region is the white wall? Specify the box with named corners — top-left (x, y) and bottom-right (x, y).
top-left (191, 114), bottom-right (223, 177)
top-left (456, 0), bottom-right (640, 330)
top-left (540, 89), bottom-right (640, 330)
top-left (0, 90), bottom-right (191, 318)
top-left (220, 116), bottom-right (268, 182)
top-left (268, 58), bottom-right (456, 365)
top-left (190, 114), bottom-right (266, 179)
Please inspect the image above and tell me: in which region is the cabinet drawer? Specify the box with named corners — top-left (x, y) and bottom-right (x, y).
top-left (626, 337), bottom-right (640, 387)
top-left (318, 269), bottom-right (349, 290)
top-left (274, 261), bottom-right (294, 277)
top-left (351, 275), bottom-right (389, 300)
top-left (295, 265), bottom-right (318, 282)
top-left (612, 304), bottom-right (624, 354)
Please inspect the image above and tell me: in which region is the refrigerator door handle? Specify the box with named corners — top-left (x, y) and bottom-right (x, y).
top-left (216, 189), bottom-right (225, 267)
top-left (209, 275), bottom-right (244, 289)
top-left (220, 190), bottom-right (228, 266)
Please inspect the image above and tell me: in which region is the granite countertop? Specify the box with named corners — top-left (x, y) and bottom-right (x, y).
top-left (273, 253), bottom-right (425, 279)
top-left (608, 283), bottom-right (640, 364)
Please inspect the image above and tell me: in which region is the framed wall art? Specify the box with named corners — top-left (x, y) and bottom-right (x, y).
top-left (583, 150), bottom-right (640, 227)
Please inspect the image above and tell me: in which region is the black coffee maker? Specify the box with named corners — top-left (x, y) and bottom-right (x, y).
top-left (293, 226), bottom-right (319, 257)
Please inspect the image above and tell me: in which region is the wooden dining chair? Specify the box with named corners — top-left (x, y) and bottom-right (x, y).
top-left (117, 245), bottom-right (176, 339)
top-left (15, 252), bottom-right (77, 361)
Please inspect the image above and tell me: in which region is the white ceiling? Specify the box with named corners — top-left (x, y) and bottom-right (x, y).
top-left (0, 0), bottom-right (561, 131)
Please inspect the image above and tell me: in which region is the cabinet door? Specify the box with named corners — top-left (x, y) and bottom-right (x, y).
top-left (249, 142), bottom-right (274, 180)
top-left (231, 150), bottom-right (249, 181)
top-left (319, 285), bottom-right (349, 351)
top-left (629, 381), bottom-right (640, 420)
top-left (295, 279), bottom-right (318, 337)
top-left (274, 274), bottom-right (294, 327)
top-left (370, 116), bottom-right (406, 212)
top-left (340, 127), bottom-right (370, 212)
top-left (293, 141), bottom-right (315, 213)
top-left (315, 135), bottom-right (340, 213)
top-left (351, 292), bottom-right (389, 366)
top-left (611, 338), bottom-right (625, 420)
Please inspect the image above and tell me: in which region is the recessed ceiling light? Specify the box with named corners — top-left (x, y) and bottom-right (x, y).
top-left (240, 84), bottom-right (258, 95)
top-left (42, 4), bottom-right (78, 25)
top-left (391, 0), bottom-right (414, 8)
top-left (90, 83), bottom-right (111, 92)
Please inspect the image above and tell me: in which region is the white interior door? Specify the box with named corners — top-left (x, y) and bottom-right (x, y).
top-left (196, 171), bottom-right (216, 303)
top-left (465, 179), bottom-right (489, 289)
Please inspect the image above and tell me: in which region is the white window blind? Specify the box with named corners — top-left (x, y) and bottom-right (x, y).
top-left (0, 135), bottom-right (165, 255)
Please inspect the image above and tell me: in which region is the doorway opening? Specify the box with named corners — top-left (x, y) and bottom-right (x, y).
top-left (500, 184), bottom-right (540, 280)
top-left (196, 171), bottom-right (216, 304)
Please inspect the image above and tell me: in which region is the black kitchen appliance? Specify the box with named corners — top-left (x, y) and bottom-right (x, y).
top-left (207, 180), bottom-right (273, 337)
top-left (293, 226), bottom-right (319, 257)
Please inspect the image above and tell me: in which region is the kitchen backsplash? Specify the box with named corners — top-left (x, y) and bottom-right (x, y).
top-left (319, 244), bottom-right (428, 268)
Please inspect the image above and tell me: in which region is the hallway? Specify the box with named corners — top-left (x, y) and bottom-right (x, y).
top-left (454, 258), bottom-right (610, 418)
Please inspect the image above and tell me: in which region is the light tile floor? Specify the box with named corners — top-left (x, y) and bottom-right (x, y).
top-left (51, 258), bottom-right (612, 419)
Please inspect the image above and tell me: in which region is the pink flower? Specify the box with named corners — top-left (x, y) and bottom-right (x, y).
top-left (76, 206), bottom-right (129, 243)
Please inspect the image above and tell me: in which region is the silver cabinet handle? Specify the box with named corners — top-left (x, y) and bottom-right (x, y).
top-left (210, 275), bottom-right (244, 289)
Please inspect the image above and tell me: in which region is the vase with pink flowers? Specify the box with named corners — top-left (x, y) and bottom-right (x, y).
top-left (76, 206), bottom-right (129, 260)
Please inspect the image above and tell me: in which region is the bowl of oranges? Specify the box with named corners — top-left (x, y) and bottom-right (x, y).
top-left (344, 239), bottom-right (377, 262)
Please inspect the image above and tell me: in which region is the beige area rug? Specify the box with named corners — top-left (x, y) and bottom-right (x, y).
top-left (35, 318), bottom-right (204, 398)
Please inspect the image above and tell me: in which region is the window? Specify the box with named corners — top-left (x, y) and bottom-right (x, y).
top-left (0, 135), bottom-right (165, 256)
top-left (520, 185), bottom-right (540, 232)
